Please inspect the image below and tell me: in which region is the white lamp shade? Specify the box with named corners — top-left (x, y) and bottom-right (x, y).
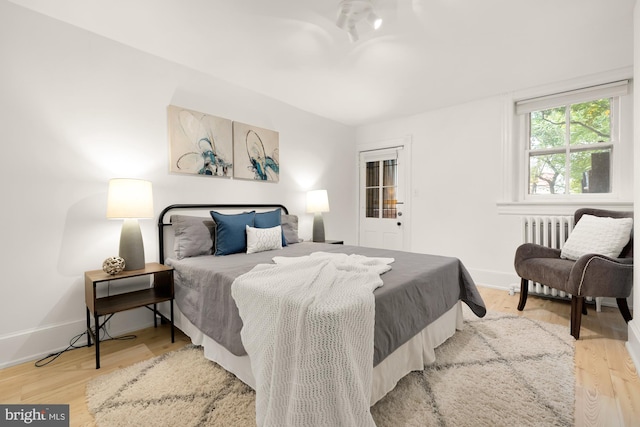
top-left (306, 189), bottom-right (330, 213)
top-left (106, 178), bottom-right (154, 219)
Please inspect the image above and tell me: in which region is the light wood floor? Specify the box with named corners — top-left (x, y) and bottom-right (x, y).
top-left (1, 287), bottom-right (638, 426)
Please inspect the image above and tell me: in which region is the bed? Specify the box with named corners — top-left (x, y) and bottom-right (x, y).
top-left (158, 203), bottom-right (486, 421)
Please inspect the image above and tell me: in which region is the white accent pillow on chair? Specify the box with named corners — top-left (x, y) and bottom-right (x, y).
top-left (560, 214), bottom-right (633, 261)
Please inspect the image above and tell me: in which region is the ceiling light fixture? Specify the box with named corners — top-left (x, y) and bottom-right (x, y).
top-left (366, 11), bottom-right (383, 30)
top-left (336, 0), bottom-right (382, 42)
top-left (347, 26), bottom-right (359, 43)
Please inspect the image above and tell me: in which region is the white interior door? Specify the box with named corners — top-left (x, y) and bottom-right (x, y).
top-left (358, 146), bottom-right (409, 250)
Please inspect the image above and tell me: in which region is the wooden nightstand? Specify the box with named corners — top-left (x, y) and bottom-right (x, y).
top-left (84, 262), bottom-right (174, 369)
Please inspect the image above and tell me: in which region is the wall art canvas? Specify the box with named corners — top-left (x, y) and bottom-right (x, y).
top-left (167, 105), bottom-right (233, 177)
top-left (232, 121), bottom-right (280, 182)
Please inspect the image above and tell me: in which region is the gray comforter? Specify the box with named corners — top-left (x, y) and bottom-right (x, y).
top-left (167, 242), bottom-right (486, 366)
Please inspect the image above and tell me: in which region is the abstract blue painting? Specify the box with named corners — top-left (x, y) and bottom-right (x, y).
top-left (232, 121), bottom-right (279, 182)
top-left (168, 105), bottom-right (233, 177)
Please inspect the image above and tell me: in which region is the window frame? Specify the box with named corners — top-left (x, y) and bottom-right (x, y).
top-left (497, 70), bottom-right (634, 216)
top-left (523, 96), bottom-right (618, 198)
top-left (364, 155), bottom-right (399, 220)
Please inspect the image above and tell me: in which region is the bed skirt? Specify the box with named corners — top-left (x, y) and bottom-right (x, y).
top-left (168, 301), bottom-right (464, 405)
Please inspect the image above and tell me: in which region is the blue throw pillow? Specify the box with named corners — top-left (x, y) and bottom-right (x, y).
top-left (255, 208), bottom-right (287, 247)
top-left (210, 210), bottom-right (256, 255)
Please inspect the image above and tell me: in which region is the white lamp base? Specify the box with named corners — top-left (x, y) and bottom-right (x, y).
top-left (312, 212), bottom-right (326, 243)
top-left (119, 219), bottom-right (145, 270)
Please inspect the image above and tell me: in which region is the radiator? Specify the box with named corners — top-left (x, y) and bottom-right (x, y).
top-left (522, 215), bottom-right (574, 299)
top-left (521, 216), bottom-right (601, 309)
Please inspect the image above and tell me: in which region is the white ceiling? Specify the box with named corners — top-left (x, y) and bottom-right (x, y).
top-left (9, 0), bottom-right (636, 126)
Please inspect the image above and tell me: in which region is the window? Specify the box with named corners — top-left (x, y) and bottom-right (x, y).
top-left (527, 98), bottom-right (613, 195)
top-left (515, 80), bottom-right (630, 199)
top-left (365, 158), bottom-right (398, 219)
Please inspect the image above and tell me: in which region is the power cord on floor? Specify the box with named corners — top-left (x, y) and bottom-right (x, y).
top-left (34, 331), bottom-right (89, 367)
top-left (34, 322), bottom-right (137, 367)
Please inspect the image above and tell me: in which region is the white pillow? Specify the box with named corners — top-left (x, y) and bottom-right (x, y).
top-left (246, 225), bottom-right (283, 254)
top-left (560, 214), bottom-right (633, 260)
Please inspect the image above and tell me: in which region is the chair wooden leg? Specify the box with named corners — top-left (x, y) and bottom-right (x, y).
top-left (582, 302), bottom-right (588, 315)
top-left (517, 278), bottom-right (528, 311)
top-left (617, 298), bottom-right (633, 323)
top-left (571, 296), bottom-right (584, 340)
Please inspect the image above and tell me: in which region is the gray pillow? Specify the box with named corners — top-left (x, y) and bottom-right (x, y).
top-left (281, 214), bottom-right (302, 244)
top-left (171, 215), bottom-right (216, 259)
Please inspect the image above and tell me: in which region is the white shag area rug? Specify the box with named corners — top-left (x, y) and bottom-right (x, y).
top-left (86, 311), bottom-right (575, 426)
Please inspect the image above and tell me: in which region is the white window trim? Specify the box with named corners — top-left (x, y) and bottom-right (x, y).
top-left (497, 68), bottom-right (634, 216)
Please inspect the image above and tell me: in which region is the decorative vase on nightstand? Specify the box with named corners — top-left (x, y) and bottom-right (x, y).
top-left (102, 256), bottom-right (126, 275)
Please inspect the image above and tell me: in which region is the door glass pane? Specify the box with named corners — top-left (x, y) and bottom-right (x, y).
top-left (366, 188), bottom-right (379, 218)
top-left (366, 161), bottom-right (379, 187)
top-left (530, 107), bottom-right (566, 149)
top-left (570, 149), bottom-right (611, 193)
top-left (382, 188), bottom-right (397, 218)
top-left (569, 99), bottom-right (611, 145)
top-left (365, 161), bottom-right (380, 218)
top-left (382, 159), bottom-right (397, 186)
top-left (382, 159), bottom-right (398, 219)
top-left (529, 153), bottom-right (566, 194)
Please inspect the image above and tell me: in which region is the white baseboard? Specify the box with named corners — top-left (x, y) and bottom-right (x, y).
top-left (0, 307), bottom-right (154, 369)
top-left (0, 319), bottom-right (87, 369)
top-left (468, 268), bottom-right (518, 290)
top-left (627, 320), bottom-right (640, 373)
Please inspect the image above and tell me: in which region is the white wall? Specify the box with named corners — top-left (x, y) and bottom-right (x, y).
top-left (0, 2), bottom-right (356, 367)
top-left (356, 96), bottom-right (524, 288)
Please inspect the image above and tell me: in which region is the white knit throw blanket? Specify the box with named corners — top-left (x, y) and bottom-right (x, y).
top-left (231, 252), bottom-right (393, 427)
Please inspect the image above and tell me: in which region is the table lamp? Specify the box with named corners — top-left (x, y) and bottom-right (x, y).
top-left (306, 189), bottom-right (330, 242)
top-left (106, 178), bottom-right (154, 271)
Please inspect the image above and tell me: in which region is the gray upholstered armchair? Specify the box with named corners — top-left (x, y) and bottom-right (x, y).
top-left (514, 208), bottom-right (633, 339)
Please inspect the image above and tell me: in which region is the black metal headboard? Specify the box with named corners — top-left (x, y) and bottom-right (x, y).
top-left (158, 203), bottom-right (290, 264)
